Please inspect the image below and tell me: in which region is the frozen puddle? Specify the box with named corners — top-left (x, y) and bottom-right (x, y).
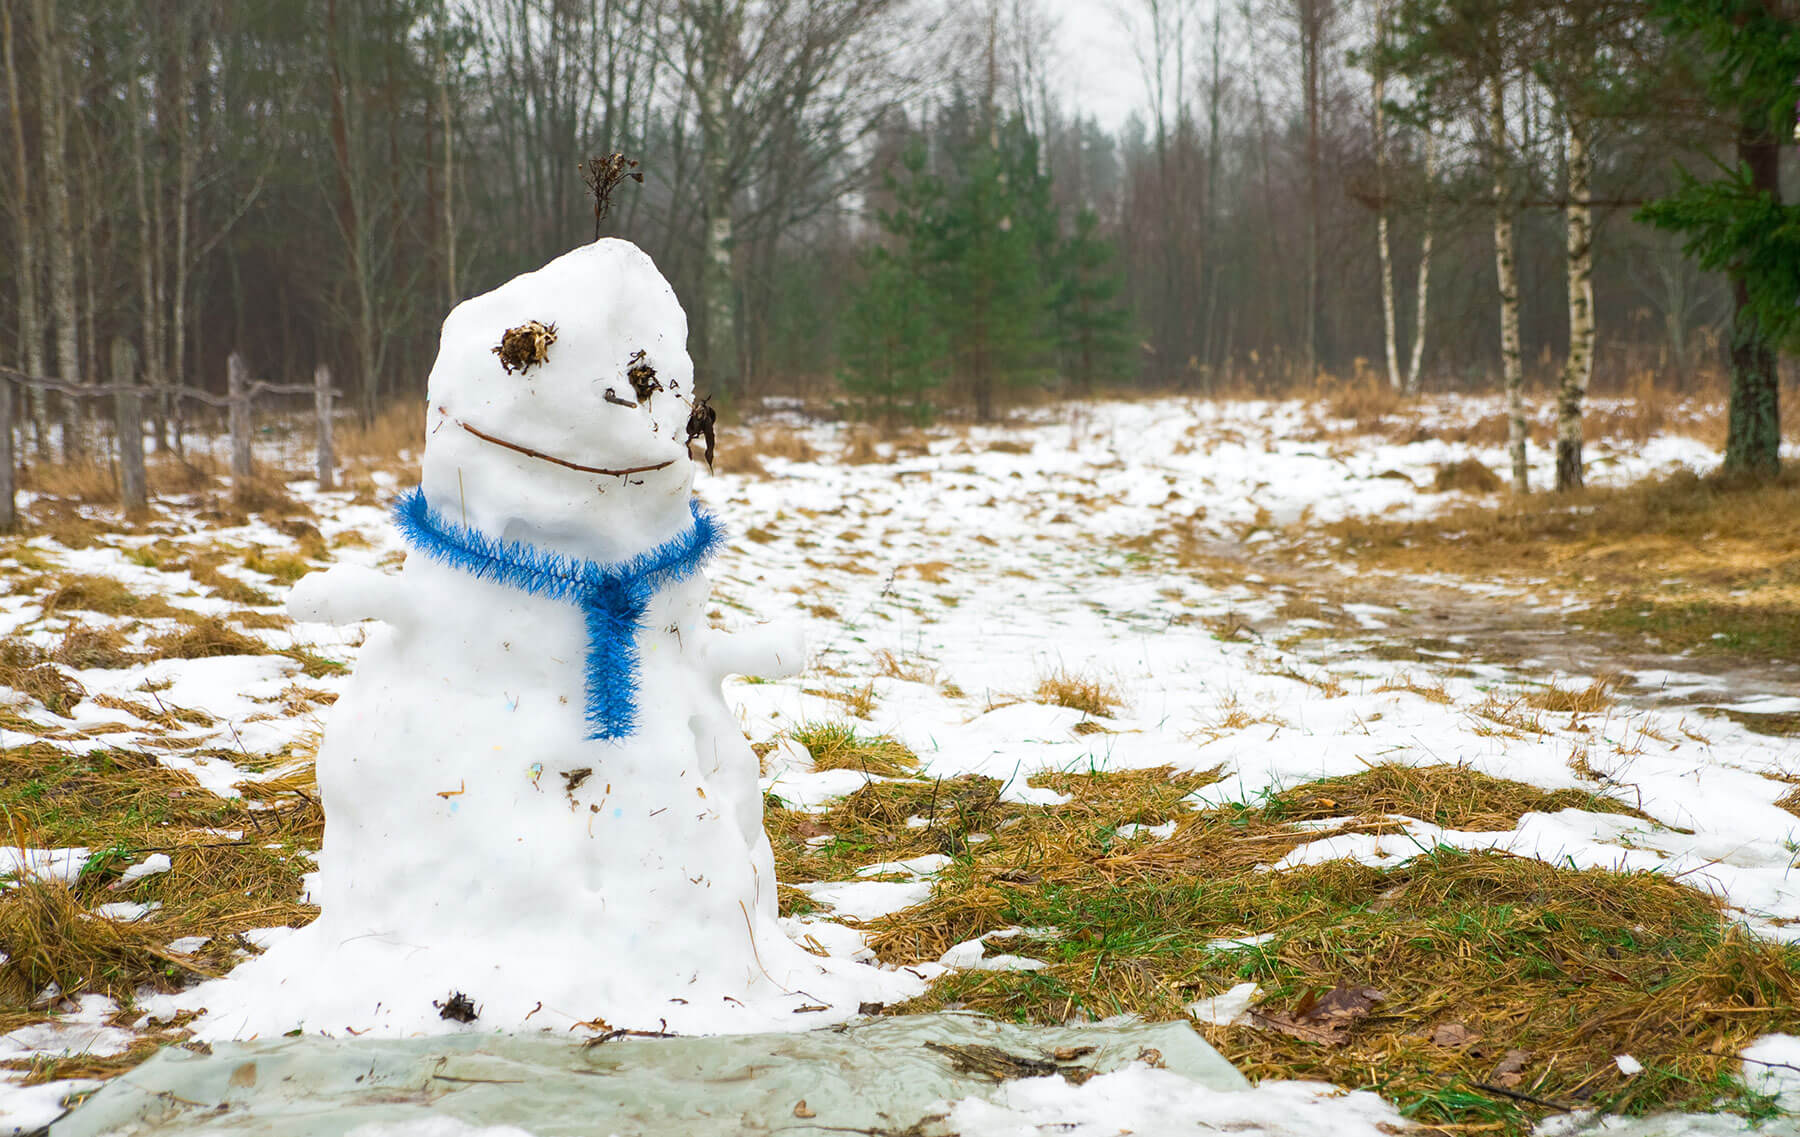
top-left (55, 1013), bottom-right (1256, 1136)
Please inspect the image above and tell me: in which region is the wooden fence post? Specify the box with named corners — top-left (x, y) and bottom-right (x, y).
top-left (228, 351), bottom-right (253, 498)
top-left (314, 363), bottom-right (335, 490)
top-left (0, 374), bottom-right (15, 533)
top-left (113, 339), bottom-right (147, 519)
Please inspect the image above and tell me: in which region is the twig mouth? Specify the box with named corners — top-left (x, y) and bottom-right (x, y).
top-left (456, 419), bottom-right (677, 478)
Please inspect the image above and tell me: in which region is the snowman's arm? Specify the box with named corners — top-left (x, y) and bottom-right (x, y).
top-left (288, 564), bottom-right (416, 628)
top-left (701, 622), bottom-right (806, 683)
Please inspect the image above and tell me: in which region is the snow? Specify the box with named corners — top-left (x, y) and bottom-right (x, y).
top-left (944, 1065), bottom-right (1408, 1137)
top-left (344, 1123), bottom-right (538, 1137)
top-left (0, 317), bottom-right (1785, 1132)
top-left (0, 1078), bottom-right (104, 1136)
top-left (113, 853), bottom-right (171, 887)
top-left (1186, 982), bottom-right (1262, 1026)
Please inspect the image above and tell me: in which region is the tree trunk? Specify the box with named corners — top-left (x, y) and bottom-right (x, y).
top-left (1489, 77), bottom-right (1527, 492)
top-left (1555, 110), bottom-right (1594, 492)
top-left (113, 338), bottom-right (146, 519)
top-left (228, 351), bottom-right (253, 497)
top-left (1723, 121), bottom-right (1781, 479)
top-left (697, 1), bottom-right (737, 396)
top-left (171, 15), bottom-right (195, 453)
top-left (315, 363), bottom-right (335, 490)
top-left (438, 5), bottom-right (456, 309)
top-left (1373, 1), bottom-right (1399, 390)
top-left (1301, 0), bottom-right (1322, 379)
top-left (1406, 129), bottom-right (1436, 394)
top-left (2, 0), bottom-right (45, 459)
top-left (126, 52), bottom-right (168, 454)
top-left (29, 0), bottom-right (79, 459)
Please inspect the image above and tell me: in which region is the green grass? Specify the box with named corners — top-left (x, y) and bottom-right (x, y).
top-left (1582, 598), bottom-right (1800, 660)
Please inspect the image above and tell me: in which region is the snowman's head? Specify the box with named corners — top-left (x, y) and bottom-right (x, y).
top-left (419, 240), bottom-right (702, 564)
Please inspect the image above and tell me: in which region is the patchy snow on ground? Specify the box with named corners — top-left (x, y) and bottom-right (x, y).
top-left (2, 395), bottom-right (1792, 1134)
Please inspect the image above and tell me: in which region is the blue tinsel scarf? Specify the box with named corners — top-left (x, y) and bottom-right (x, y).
top-left (392, 487), bottom-right (725, 741)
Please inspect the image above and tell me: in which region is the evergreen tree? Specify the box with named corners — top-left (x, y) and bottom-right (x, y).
top-left (838, 145), bottom-right (946, 424)
top-left (1053, 207), bottom-right (1134, 391)
top-left (933, 115), bottom-right (1056, 421)
top-left (1638, 0), bottom-right (1800, 480)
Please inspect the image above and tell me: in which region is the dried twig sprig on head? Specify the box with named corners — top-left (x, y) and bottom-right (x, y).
top-left (581, 152), bottom-right (644, 240)
top-left (493, 321), bottom-right (557, 375)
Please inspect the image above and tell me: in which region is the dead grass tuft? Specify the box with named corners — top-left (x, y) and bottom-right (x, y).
top-left (41, 574), bottom-right (174, 620)
top-left (1431, 458), bottom-right (1504, 494)
top-left (0, 876), bottom-right (204, 1004)
top-left (1263, 763), bottom-right (1647, 832)
top-left (0, 662), bottom-right (84, 717)
top-left (1034, 667), bottom-right (1125, 718)
top-left (53, 625), bottom-right (141, 670)
top-left (789, 721), bottom-right (917, 777)
top-left (147, 617), bottom-right (267, 660)
top-left (1523, 678), bottom-right (1617, 714)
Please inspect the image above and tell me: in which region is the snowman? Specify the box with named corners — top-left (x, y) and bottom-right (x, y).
top-left (192, 240), bottom-right (920, 1039)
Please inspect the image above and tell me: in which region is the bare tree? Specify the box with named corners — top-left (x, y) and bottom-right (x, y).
top-left (1, 0), bottom-right (45, 454)
top-left (28, 0), bottom-right (78, 457)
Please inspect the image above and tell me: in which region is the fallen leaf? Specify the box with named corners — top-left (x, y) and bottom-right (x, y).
top-left (1492, 1048), bottom-right (1532, 1088)
top-left (793, 1101), bottom-right (815, 1119)
top-left (1430, 1023), bottom-right (1480, 1049)
top-left (228, 1062), bottom-right (257, 1089)
top-left (1250, 984), bottom-right (1385, 1046)
top-left (1136, 1047), bottom-right (1165, 1069)
top-left (1052, 1045), bottom-right (1096, 1061)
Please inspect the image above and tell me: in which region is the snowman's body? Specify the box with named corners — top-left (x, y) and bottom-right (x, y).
top-left (194, 242), bottom-right (916, 1039)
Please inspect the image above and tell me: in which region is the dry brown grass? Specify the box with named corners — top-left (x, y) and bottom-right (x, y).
top-left (763, 764), bottom-right (1797, 1132)
top-left (0, 877), bottom-right (209, 1005)
top-left (1035, 667), bottom-right (1125, 718)
top-left (1431, 458), bottom-right (1504, 494)
top-left (873, 649), bottom-right (936, 685)
top-left (1320, 469), bottom-right (1800, 661)
top-left (1523, 678), bottom-right (1617, 714)
top-left (335, 400), bottom-right (423, 474)
top-left (147, 617), bottom-right (268, 660)
top-left (1262, 762), bottom-right (1646, 831)
top-left (788, 721), bottom-right (917, 777)
top-left (40, 574), bottom-right (176, 620)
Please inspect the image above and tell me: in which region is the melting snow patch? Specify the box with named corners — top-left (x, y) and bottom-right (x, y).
top-left (797, 880), bottom-right (933, 922)
top-left (1187, 982), bottom-right (1262, 1026)
top-left (113, 854), bottom-right (172, 887)
top-left (945, 1067), bottom-right (1407, 1137)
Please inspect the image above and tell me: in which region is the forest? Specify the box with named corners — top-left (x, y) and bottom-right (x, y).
top-left (0, 0), bottom-right (1795, 464)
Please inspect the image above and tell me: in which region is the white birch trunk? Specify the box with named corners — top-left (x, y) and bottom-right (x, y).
top-left (1555, 111), bottom-right (1594, 492)
top-left (1406, 129), bottom-right (1437, 394)
top-left (698, 3), bottom-right (736, 394)
top-left (1373, 3), bottom-right (1400, 391)
top-left (1490, 76), bottom-right (1527, 492)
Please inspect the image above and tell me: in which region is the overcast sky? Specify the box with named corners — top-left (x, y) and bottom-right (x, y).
top-left (1049, 0), bottom-right (1146, 131)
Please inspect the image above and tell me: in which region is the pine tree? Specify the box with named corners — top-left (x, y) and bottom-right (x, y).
top-left (933, 115), bottom-right (1055, 421)
top-left (1053, 207), bottom-right (1133, 391)
top-left (838, 145), bottom-right (947, 425)
top-left (1638, 0), bottom-right (1800, 480)
top-left (838, 247), bottom-right (945, 425)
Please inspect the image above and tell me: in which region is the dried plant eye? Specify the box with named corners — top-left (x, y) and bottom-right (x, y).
top-left (626, 350), bottom-right (662, 406)
top-left (493, 321), bottom-right (557, 375)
